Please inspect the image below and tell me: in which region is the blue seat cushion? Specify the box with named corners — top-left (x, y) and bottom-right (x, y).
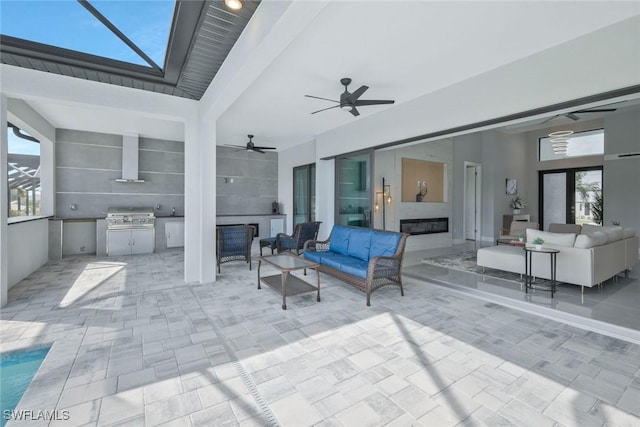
top-left (346, 228), bottom-right (372, 262)
top-left (329, 225), bottom-right (350, 255)
top-left (303, 251), bottom-right (323, 264)
top-left (338, 258), bottom-right (368, 279)
top-left (304, 252), bottom-right (368, 280)
top-left (261, 237), bottom-right (276, 246)
top-left (369, 231), bottom-right (401, 259)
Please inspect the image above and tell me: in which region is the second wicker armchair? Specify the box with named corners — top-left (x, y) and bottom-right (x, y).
top-left (276, 221), bottom-right (322, 255)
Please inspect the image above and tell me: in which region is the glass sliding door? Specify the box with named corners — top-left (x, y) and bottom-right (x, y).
top-left (335, 151), bottom-right (372, 228)
top-left (541, 172), bottom-right (567, 231)
top-left (539, 167), bottom-right (603, 230)
top-left (293, 163), bottom-right (315, 226)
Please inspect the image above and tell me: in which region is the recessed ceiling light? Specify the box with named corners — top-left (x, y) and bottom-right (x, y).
top-left (224, 0), bottom-right (242, 10)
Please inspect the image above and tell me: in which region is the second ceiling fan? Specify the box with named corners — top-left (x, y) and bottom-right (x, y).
top-left (224, 135), bottom-right (275, 154)
top-left (305, 78), bottom-right (395, 117)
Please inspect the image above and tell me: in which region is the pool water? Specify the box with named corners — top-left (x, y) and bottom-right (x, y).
top-left (0, 347), bottom-right (50, 427)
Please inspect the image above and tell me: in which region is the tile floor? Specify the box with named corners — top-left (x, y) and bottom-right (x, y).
top-left (1, 248), bottom-right (640, 426)
top-left (403, 242), bottom-right (640, 343)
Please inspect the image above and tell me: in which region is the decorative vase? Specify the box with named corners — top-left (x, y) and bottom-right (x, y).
top-left (512, 209), bottom-right (521, 215)
top-left (416, 194), bottom-right (423, 202)
top-left (535, 244), bottom-right (542, 250)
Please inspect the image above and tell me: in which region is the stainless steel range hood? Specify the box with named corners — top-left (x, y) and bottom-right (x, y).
top-left (115, 134), bottom-right (145, 183)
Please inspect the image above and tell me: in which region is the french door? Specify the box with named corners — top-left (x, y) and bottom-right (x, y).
top-left (539, 166), bottom-right (603, 231)
top-left (293, 163), bottom-right (315, 226)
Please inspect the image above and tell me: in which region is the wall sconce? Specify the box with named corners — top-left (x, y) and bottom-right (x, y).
top-left (375, 177), bottom-right (392, 230)
top-left (69, 204), bottom-right (77, 210)
top-left (416, 180), bottom-right (428, 202)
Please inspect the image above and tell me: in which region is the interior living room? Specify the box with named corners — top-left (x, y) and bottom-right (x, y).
top-left (2, 1), bottom-right (640, 426)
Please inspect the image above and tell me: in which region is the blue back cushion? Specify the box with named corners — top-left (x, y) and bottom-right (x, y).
top-left (329, 225), bottom-right (350, 255)
top-left (346, 228), bottom-right (372, 261)
top-left (369, 231), bottom-right (401, 259)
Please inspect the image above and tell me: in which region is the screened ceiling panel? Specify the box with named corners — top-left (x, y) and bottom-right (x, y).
top-left (0, 1), bottom-right (155, 66)
top-left (0, 0), bottom-right (261, 100)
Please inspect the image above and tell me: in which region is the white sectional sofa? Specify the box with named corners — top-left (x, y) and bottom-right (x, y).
top-left (477, 225), bottom-right (639, 290)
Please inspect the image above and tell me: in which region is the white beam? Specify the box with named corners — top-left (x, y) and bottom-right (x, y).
top-left (200, 0), bottom-right (329, 120)
top-left (1, 95), bottom-right (8, 307)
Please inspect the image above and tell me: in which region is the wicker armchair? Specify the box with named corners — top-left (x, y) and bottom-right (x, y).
top-left (216, 225), bottom-right (255, 273)
top-left (276, 221), bottom-right (322, 255)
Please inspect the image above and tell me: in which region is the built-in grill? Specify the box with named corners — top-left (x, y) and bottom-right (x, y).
top-left (106, 207), bottom-right (155, 229)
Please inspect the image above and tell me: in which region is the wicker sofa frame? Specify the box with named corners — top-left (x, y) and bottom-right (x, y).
top-left (216, 225), bottom-right (255, 273)
top-left (303, 227), bottom-right (409, 306)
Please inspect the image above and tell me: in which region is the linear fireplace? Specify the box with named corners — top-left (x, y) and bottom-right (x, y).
top-left (400, 217), bottom-right (449, 235)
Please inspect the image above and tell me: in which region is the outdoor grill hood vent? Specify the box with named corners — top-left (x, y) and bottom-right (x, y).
top-left (115, 134), bottom-right (145, 183)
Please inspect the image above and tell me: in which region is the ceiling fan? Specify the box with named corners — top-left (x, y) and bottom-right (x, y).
top-left (539, 107), bottom-right (617, 125)
top-left (224, 135), bottom-right (275, 154)
top-left (305, 78), bottom-right (395, 117)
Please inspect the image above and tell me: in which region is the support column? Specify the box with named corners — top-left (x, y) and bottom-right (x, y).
top-left (184, 115), bottom-right (217, 284)
top-left (1, 95), bottom-right (9, 306)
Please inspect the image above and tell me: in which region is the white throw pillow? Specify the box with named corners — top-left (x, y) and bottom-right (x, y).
top-left (581, 224), bottom-right (623, 243)
top-left (622, 228), bottom-right (637, 239)
top-left (574, 232), bottom-right (608, 249)
top-left (526, 229), bottom-right (576, 247)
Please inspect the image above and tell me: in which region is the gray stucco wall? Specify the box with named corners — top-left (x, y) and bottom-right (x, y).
top-left (604, 110), bottom-right (640, 235)
top-left (55, 129), bottom-right (184, 219)
top-left (216, 145), bottom-right (278, 215)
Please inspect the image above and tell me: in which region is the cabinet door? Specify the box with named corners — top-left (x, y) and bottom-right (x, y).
top-left (166, 222), bottom-right (185, 248)
top-left (131, 229), bottom-right (155, 254)
top-left (107, 230), bottom-right (131, 256)
top-left (270, 218), bottom-right (284, 237)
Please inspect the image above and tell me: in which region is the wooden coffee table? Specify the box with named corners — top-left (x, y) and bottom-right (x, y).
top-left (257, 253), bottom-right (320, 310)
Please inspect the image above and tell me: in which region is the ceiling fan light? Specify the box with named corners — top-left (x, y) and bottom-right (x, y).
top-left (224, 0), bottom-right (242, 10)
top-left (548, 130), bottom-right (574, 138)
top-left (340, 105), bottom-right (352, 111)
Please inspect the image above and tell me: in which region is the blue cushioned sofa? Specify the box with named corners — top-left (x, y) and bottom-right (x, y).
top-left (303, 225), bottom-right (409, 306)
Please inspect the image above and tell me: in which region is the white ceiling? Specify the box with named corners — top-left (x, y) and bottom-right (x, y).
top-left (13, 1), bottom-right (640, 147)
top-left (25, 99), bottom-right (186, 142)
top-left (216, 1), bottom-right (640, 149)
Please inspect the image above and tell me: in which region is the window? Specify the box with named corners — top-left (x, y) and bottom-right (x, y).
top-left (539, 128), bottom-right (604, 161)
top-left (539, 167), bottom-right (602, 229)
top-left (7, 123), bottom-right (41, 217)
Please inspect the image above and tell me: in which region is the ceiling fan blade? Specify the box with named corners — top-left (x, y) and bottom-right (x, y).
top-left (565, 113), bottom-right (580, 121)
top-left (573, 108), bottom-right (617, 113)
top-left (225, 144), bottom-right (247, 148)
top-left (354, 99), bottom-right (395, 106)
top-left (252, 148), bottom-right (265, 154)
top-left (253, 146), bottom-right (276, 150)
top-left (304, 95), bottom-right (339, 103)
top-left (311, 105), bottom-right (340, 114)
top-left (538, 115), bottom-right (559, 125)
top-left (349, 107), bottom-right (360, 117)
top-left (347, 85), bottom-right (369, 103)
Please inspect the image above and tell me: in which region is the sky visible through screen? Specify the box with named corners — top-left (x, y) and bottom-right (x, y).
top-left (8, 131), bottom-right (40, 156)
top-left (0, 0), bottom-right (175, 67)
